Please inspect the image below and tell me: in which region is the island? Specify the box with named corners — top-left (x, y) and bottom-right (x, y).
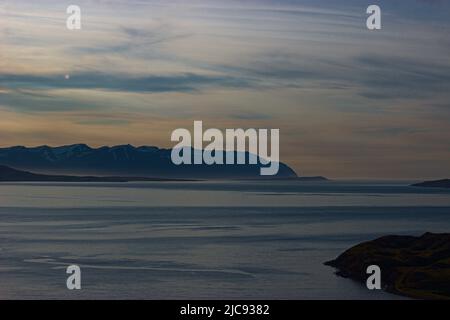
top-left (325, 232), bottom-right (450, 300)
top-left (412, 179), bottom-right (450, 189)
top-left (296, 176), bottom-right (329, 182)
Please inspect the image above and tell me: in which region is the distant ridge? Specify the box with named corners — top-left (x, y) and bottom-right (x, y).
top-left (0, 144), bottom-right (297, 179)
top-left (0, 165), bottom-right (191, 182)
top-left (0, 165), bottom-right (48, 181)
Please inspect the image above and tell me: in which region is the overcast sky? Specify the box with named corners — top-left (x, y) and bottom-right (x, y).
top-left (1, 0), bottom-right (450, 179)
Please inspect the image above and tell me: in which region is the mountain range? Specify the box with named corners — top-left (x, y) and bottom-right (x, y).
top-left (0, 144), bottom-right (297, 179)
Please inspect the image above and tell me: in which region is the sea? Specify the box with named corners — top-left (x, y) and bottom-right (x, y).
top-left (1, 180), bottom-right (449, 299)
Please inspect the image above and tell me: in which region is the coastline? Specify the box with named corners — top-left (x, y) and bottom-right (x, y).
top-left (325, 233), bottom-right (450, 300)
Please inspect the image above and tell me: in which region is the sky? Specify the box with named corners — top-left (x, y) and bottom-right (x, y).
top-left (0, 0), bottom-right (450, 179)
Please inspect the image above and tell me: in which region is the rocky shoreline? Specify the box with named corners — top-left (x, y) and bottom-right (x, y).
top-left (325, 233), bottom-right (450, 300)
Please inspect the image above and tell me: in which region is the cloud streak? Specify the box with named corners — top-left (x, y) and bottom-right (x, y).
top-left (0, 72), bottom-right (251, 93)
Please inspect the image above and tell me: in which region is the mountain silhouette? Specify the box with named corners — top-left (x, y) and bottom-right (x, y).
top-left (0, 144), bottom-right (297, 179)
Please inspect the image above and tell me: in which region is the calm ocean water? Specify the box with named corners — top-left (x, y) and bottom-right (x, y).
top-left (0, 180), bottom-right (449, 299)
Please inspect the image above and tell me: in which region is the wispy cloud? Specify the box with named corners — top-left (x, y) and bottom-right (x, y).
top-left (1, 0), bottom-right (450, 178)
top-left (0, 72), bottom-right (250, 93)
top-left (355, 55), bottom-right (450, 100)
